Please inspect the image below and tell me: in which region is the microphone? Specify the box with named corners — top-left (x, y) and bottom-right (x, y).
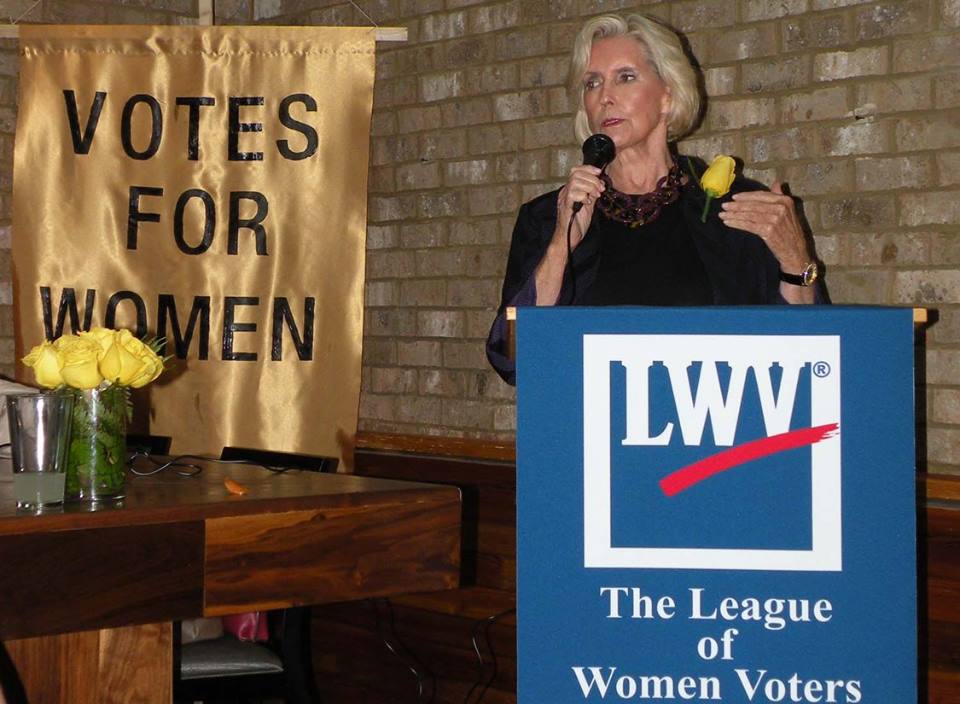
top-left (572, 134), bottom-right (616, 212)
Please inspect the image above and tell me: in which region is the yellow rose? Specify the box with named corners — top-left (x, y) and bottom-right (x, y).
top-left (129, 353), bottom-right (164, 388)
top-left (81, 327), bottom-right (118, 355)
top-left (22, 341), bottom-right (64, 388)
top-left (100, 329), bottom-right (164, 388)
top-left (126, 335), bottom-right (164, 388)
top-left (55, 335), bottom-right (104, 389)
top-left (700, 155), bottom-right (736, 197)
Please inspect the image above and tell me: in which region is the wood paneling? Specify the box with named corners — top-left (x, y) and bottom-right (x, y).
top-left (205, 499), bottom-right (461, 614)
top-left (924, 507), bottom-right (960, 703)
top-left (352, 450), bottom-right (515, 592)
top-left (5, 623), bottom-right (171, 704)
top-left (356, 431), bottom-right (515, 462)
top-left (5, 629), bottom-right (99, 704)
top-left (311, 447), bottom-right (517, 704)
top-left (97, 623), bottom-right (172, 704)
top-left (0, 522), bottom-right (203, 640)
top-left (926, 474), bottom-right (960, 502)
top-left (312, 598), bottom-right (516, 704)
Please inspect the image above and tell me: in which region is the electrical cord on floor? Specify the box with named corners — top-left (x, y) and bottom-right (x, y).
top-left (372, 597), bottom-right (434, 703)
top-left (463, 607), bottom-right (515, 704)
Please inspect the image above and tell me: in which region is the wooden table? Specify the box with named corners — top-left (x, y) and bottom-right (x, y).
top-left (0, 458), bottom-right (461, 703)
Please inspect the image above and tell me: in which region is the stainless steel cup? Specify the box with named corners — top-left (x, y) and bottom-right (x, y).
top-left (6, 392), bottom-right (74, 509)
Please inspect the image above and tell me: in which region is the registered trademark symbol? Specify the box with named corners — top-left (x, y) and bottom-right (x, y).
top-left (812, 361), bottom-right (831, 378)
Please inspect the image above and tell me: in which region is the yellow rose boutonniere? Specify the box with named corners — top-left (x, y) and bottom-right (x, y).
top-left (697, 155), bottom-right (736, 223)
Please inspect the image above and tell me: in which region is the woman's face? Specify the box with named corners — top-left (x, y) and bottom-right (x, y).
top-left (582, 36), bottom-right (672, 153)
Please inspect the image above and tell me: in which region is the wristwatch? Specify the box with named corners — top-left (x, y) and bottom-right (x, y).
top-left (779, 261), bottom-right (819, 287)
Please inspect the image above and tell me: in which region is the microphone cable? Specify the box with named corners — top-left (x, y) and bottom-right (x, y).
top-left (564, 133), bottom-right (615, 305)
top-left (371, 597), bottom-right (434, 703)
top-left (565, 210), bottom-right (578, 303)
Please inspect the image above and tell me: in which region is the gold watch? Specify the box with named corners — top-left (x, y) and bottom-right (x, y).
top-left (779, 261), bottom-right (819, 287)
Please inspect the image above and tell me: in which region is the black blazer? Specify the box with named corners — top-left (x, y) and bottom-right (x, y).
top-left (486, 156), bottom-right (819, 385)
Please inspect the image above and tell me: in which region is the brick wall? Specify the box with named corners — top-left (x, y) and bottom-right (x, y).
top-left (0, 0), bottom-right (957, 472)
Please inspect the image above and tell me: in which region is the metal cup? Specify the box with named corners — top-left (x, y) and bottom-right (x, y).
top-left (6, 392), bottom-right (74, 509)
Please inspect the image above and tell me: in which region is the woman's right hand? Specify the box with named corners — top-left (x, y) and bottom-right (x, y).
top-left (555, 164), bottom-right (605, 249)
top-left (534, 165), bottom-right (605, 306)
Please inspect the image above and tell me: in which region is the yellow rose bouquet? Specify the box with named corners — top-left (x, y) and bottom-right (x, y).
top-left (23, 328), bottom-right (164, 391)
top-left (22, 328), bottom-right (166, 501)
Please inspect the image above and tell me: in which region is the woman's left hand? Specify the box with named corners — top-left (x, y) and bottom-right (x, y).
top-left (717, 181), bottom-right (810, 274)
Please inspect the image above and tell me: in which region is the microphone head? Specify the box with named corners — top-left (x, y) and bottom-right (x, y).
top-left (581, 133), bottom-right (616, 169)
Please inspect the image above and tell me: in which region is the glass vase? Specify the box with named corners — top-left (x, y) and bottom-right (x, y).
top-left (65, 386), bottom-right (129, 502)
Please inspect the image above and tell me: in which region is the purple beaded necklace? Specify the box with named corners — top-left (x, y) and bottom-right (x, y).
top-left (597, 161), bottom-right (684, 228)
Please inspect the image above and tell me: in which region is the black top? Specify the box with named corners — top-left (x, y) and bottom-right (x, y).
top-left (486, 155), bottom-right (827, 385)
top-left (578, 198), bottom-right (712, 307)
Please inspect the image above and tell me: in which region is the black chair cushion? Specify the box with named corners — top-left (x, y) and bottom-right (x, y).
top-left (180, 637), bottom-right (283, 680)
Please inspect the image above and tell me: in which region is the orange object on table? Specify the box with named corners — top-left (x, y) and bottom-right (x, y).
top-left (224, 477), bottom-right (248, 495)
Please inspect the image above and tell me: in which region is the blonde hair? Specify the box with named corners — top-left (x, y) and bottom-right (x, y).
top-left (568, 14), bottom-right (701, 143)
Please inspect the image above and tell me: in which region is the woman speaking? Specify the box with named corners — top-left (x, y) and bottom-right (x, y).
top-left (487, 14), bottom-right (824, 385)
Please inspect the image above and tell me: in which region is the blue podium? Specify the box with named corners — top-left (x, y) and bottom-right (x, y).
top-left (517, 306), bottom-right (916, 703)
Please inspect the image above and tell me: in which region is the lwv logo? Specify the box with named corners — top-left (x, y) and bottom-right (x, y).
top-left (583, 334), bottom-right (841, 572)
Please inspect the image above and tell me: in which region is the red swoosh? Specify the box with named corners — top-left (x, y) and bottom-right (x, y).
top-left (659, 423), bottom-right (839, 497)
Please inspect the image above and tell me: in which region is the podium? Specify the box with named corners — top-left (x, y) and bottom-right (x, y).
top-left (516, 306), bottom-right (916, 703)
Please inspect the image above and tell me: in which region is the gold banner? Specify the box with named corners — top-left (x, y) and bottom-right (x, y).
top-left (12, 25), bottom-right (374, 466)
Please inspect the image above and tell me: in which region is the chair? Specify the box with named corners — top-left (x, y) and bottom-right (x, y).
top-left (126, 433), bottom-right (172, 455)
top-left (174, 447), bottom-right (336, 704)
top-left (219, 446), bottom-right (337, 473)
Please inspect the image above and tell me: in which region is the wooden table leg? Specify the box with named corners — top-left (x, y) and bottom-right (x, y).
top-left (4, 622), bottom-right (172, 704)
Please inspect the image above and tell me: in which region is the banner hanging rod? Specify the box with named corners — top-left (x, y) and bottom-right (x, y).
top-left (0, 0), bottom-right (406, 41)
top-left (0, 25), bottom-right (407, 41)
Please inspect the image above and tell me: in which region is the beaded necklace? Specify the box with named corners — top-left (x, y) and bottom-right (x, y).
top-left (597, 161), bottom-right (684, 229)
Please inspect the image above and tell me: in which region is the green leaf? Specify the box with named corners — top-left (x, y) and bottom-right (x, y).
top-left (64, 387), bottom-right (128, 499)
